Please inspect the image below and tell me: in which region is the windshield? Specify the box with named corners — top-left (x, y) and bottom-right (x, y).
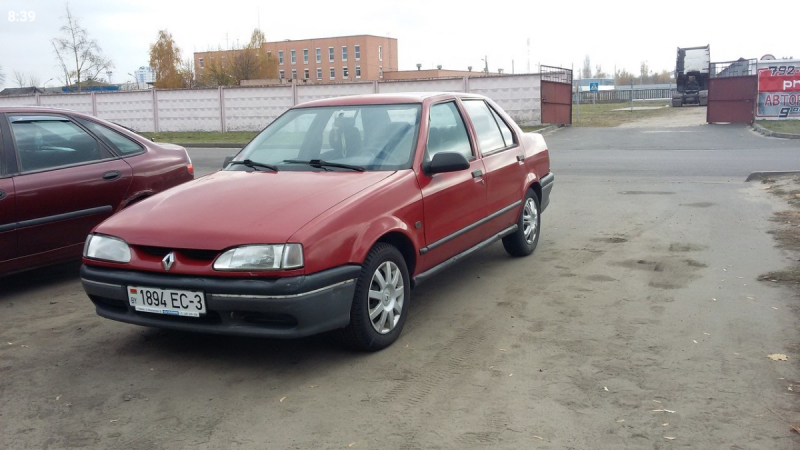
top-left (233, 104), bottom-right (422, 171)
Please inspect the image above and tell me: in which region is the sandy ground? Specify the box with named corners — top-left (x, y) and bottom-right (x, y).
top-left (618, 105), bottom-right (707, 128)
top-left (1, 122), bottom-right (799, 449)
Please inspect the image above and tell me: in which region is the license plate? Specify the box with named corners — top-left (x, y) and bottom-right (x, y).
top-left (128, 286), bottom-right (206, 317)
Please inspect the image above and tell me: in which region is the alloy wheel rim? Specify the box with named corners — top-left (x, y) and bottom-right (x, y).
top-left (368, 261), bottom-right (404, 334)
top-left (522, 198), bottom-right (538, 244)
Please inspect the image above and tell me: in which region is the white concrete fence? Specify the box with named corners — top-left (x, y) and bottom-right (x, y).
top-left (0, 74), bottom-right (543, 132)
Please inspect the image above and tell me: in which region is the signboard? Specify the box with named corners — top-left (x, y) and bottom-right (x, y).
top-left (756, 61), bottom-right (800, 119)
top-left (589, 82), bottom-right (598, 92)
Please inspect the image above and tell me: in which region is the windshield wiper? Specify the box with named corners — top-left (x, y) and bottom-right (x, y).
top-left (283, 159), bottom-right (366, 172)
top-left (228, 159), bottom-right (279, 172)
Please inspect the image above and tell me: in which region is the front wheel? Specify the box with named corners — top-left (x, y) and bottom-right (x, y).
top-left (502, 190), bottom-right (540, 257)
top-left (338, 243), bottom-right (410, 351)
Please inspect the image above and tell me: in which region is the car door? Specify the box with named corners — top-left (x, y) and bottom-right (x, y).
top-left (6, 113), bottom-right (133, 259)
top-left (416, 100), bottom-right (487, 270)
top-left (0, 123), bottom-right (17, 263)
top-left (461, 99), bottom-right (526, 238)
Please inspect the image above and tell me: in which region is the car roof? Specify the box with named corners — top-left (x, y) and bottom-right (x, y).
top-left (0, 106), bottom-right (95, 118)
top-left (295, 92), bottom-right (487, 108)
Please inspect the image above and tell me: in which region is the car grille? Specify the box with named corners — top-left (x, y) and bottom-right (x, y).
top-left (137, 246), bottom-right (219, 261)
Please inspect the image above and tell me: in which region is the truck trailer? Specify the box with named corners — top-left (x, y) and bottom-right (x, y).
top-left (672, 45), bottom-right (710, 107)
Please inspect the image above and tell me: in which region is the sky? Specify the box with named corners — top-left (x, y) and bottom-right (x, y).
top-left (0, 0), bottom-right (796, 88)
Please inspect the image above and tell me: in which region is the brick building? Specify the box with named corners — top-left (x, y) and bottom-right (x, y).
top-left (194, 34), bottom-right (398, 84)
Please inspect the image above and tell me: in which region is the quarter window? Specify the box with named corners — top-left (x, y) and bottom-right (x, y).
top-left (426, 102), bottom-right (473, 161)
top-left (461, 100), bottom-right (506, 153)
top-left (489, 107), bottom-right (515, 147)
top-left (10, 115), bottom-right (103, 172)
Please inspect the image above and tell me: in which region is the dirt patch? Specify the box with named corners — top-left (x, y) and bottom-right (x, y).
top-left (681, 202), bottom-right (716, 208)
top-left (618, 105), bottom-right (707, 128)
top-left (759, 176), bottom-right (800, 287)
top-left (594, 237), bottom-right (628, 244)
top-left (619, 191), bottom-right (676, 195)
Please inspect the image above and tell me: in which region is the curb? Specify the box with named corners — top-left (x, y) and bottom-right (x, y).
top-left (746, 171), bottom-right (800, 182)
top-left (177, 143), bottom-right (246, 148)
top-left (751, 123), bottom-right (800, 140)
top-left (534, 124), bottom-right (566, 135)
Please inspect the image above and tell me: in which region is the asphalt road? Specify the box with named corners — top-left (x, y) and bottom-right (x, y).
top-left (1, 119), bottom-right (799, 449)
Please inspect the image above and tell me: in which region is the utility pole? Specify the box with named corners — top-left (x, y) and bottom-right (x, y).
top-left (527, 38), bottom-right (531, 73)
top-left (484, 55), bottom-right (488, 74)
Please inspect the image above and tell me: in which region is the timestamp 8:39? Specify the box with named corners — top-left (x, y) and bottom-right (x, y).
top-left (8, 11), bottom-right (36, 22)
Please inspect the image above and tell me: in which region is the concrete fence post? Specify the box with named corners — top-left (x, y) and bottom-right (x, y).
top-left (35, 93), bottom-right (41, 106)
top-left (152, 89), bottom-right (159, 133)
top-left (219, 86), bottom-right (226, 133)
top-left (373, 80), bottom-right (379, 94)
top-left (464, 76), bottom-right (470, 93)
top-left (292, 79), bottom-right (298, 106)
top-left (91, 92), bottom-right (97, 116)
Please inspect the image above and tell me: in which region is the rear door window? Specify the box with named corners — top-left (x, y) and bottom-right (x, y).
top-left (9, 115), bottom-right (106, 172)
top-left (77, 119), bottom-right (144, 155)
top-left (461, 100), bottom-right (506, 154)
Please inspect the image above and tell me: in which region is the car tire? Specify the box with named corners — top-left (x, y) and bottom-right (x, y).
top-left (338, 243), bottom-right (410, 351)
top-left (502, 190), bottom-right (540, 257)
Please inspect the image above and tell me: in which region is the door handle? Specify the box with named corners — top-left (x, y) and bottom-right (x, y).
top-left (102, 171), bottom-right (122, 181)
top-left (471, 170), bottom-right (483, 178)
top-left (516, 154), bottom-right (525, 162)
top-left (0, 190), bottom-right (5, 201)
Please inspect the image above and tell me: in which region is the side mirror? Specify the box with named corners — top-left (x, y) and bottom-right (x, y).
top-left (223, 156), bottom-right (234, 169)
top-left (427, 152), bottom-right (470, 174)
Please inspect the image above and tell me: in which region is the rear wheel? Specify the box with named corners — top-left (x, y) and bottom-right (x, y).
top-left (502, 190), bottom-right (540, 257)
top-left (338, 243), bottom-right (410, 351)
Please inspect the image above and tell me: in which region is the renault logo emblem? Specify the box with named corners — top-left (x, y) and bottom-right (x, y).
top-left (162, 252), bottom-right (175, 271)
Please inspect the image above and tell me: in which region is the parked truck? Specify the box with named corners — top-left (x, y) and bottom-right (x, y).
top-left (672, 45), bottom-right (710, 107)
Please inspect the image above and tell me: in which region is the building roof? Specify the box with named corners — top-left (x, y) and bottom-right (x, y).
top-left (0, 87), bottom-right (44, 97)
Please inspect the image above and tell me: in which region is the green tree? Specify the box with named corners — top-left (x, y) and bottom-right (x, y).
top-left (149, 30), bottom-right (184, 89)
top-left (51, 3), bottom-right (113, 92)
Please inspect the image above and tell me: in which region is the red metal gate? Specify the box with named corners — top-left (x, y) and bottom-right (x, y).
top-left (541, 66), bottom-right (572, 125)
top-left (707, 59), bottom-right (758, 124)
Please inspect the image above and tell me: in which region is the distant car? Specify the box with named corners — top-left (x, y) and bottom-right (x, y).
top-left (0, 107), bottom-right (194, 275)
top-left (80, 93), bottom-right (553, 351)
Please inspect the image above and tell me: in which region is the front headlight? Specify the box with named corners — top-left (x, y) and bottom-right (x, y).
top-left (213, 244), bottom-right (304, 271)
top-left (84, 234), bottom-right (131, 263)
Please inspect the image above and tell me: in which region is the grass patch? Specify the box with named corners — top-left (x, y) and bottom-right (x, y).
top-left (756, 120), bottom-right (800, 135)
top-left (571, 101), bottom-right (673, 127)
top-left (139, 131), bottom-right (258, 144)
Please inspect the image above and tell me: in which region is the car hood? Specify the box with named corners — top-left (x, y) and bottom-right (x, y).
top-left (96, 170), bottom-right (394, 250)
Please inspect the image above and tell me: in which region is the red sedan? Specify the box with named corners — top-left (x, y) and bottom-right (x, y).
top-left (0, 107), bottom-right (194, 275)
top-left (81, 93), bottom-right (553, 351)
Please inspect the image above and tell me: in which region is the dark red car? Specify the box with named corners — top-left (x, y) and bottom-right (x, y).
top-left (81, 93), bottom-right (553, 350)
top-left (0, 107), bottom-right (194, 275)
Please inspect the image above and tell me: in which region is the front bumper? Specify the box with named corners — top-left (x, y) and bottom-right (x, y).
top-left (81, 264), bottom-right (361, 338)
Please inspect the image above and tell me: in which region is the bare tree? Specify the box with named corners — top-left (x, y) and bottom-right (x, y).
top-left (582, 55), bottom-right (592, 79)
top-left (13, 71), bottom-right (40, 87)
top-left (51, 3), bottom-right (113, 92)
top-left (594, 64), bottom-right (607, 79)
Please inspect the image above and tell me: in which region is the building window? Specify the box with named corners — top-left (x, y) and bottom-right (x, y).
top-left (304, 68), bottom-right (309, 80)
top-left (279, 70), bottom-right (285, 79)
top-left (317, 68), bottom-right (322, 80)
top-left (379, 46), bottom-right (382, 61)
top-left (291, 50), bottom-right (296, 65)
top-left (198, 57), bottom-right (204, 68)
top-left (328, 47), bottom-right (334, 62)
top-left (379, 66), bottom-right (383, 78)
top-left (279, 50), bottom-right (284, 65)
top-left (354, 45), bottom-right (360, 61)
top-left (329, 67), bottom-right (335, 80)
top-left (303, 49), bottom-right (308, 64)
top-left (343, 66), bottom-right (348, 79)
top-left (316, 48), bottom-right (321, 63)
top-left (342, 46), bottom-right (348, 62)
top-left (355, 66), bottom-right (361, 79)
top-left (291, 69), bottom-right (297, 79)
